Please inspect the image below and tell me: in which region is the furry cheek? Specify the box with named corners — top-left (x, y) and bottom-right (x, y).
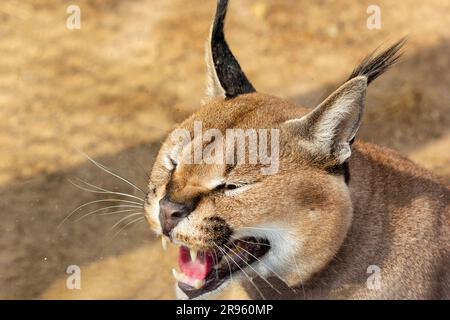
top-left (144, 194), bottom-right (163, 234)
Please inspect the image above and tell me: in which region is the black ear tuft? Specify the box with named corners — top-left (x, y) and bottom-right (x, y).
top-left (347, 38), bottom-right (406, 85)
top-left (210, 0), bottom-right (256, 98)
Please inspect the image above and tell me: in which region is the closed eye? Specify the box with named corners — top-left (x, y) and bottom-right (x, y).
top-left (215, 183), bottom-right (241, 191)
top-left (215, 182), bottom-right (252, 196)
top-left (224, 183), bottom-right (240, 190)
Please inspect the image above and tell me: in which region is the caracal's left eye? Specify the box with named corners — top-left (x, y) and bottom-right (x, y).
top-left (215, 183), bottom-right (241, 191)
top-left (224, 183), bottom-right (239, 190)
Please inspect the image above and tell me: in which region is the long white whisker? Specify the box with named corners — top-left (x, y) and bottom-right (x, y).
top-left (69, 178), bottom-right (145, 203)
top-left (74, 177), bottom-right (110, 192)
top-left (123, 153), bottom-right (151, 182)
top-left (293, 256), bottom-right (306, 299)
top-left (214, 243), bottom-right (266, 300)
top-left (71, 199), bottom-right (143, 213)
top-left (76, 149), bottom-right (146, 195)
top-left (110, 212), bottom-right (144, 231)
top-left (74, 204), bottom-right (143, 222)
top-left (240, 226), bottom-right (288, 232)
top-left (230, 236), bottom-right (271, 247)
top-left (224, 244), bottom-right (281, 295)
top-left (212, 250), bottom-right (221, 280)
top-left (58, 199), bottom-right (143, 229)
top-left (213, 242), bottom-right (233, 284)
top-left (98, 209), bottom-right (143, 216)
top-left (77, 208), bottom-right (143, 222)
top-left (111, 216), bottom-right (145, 238)
top-left (234, 243), bottom-right (296, 295)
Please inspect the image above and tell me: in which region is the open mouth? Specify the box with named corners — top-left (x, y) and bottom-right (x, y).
top-left (172, 237), bottom-right (270, 299)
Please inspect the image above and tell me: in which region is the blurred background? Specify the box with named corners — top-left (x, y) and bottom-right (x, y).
top-left (0, 0), bottom-right (449, 299)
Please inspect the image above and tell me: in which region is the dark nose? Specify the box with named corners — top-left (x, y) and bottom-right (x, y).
top-left (159, 195), bottom-right (196, 237)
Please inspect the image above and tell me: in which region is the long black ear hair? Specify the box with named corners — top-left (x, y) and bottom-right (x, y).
top-left (347, 38), bottom-right (406, 84)
top-left (205, 0), bottom-right (256, 99)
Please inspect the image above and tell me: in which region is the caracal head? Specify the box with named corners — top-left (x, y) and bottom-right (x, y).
top-left (144, 0), bottom-right (404, 299)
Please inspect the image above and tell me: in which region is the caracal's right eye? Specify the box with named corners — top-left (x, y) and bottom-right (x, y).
top-left (215, 182), bottom-right (245, 194)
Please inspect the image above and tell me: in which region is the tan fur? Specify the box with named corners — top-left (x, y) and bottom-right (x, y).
top-left (145, 92), bottom-right (449, 299)
top-left (248, 141), bottom-right (450, 299)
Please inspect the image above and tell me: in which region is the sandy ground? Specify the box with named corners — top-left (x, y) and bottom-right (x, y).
top-left (0, 0), bottom-right (449, 299)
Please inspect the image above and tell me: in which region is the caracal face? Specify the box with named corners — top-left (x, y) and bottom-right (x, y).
top-left (145, 93), bottom-right (354, 299)
top-left (144, 0), bottom-right (405, 299)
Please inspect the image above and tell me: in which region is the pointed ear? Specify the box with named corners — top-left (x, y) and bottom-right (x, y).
top-left (285, 77), bottom-right (367, 164)
top-left (205, 0), bottom-right (256, 100)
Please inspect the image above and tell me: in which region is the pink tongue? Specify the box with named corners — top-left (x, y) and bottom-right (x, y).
top-left (178, 246), bottom-right (213, 280)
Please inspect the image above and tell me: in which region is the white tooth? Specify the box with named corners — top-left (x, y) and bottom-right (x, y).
top-left (161, 236), bottom-right (168, 251)
top-left (172, 268), bottom-right (185, 282)
top-left (190, 249), bottom-right (197, 261)
top-left (193, 279), bottom-right (205, 289)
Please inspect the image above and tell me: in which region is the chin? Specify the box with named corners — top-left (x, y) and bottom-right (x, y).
top-left (175, 278), bottom-right (232, 300)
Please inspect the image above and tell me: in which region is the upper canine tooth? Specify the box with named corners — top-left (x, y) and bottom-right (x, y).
top-left (193, 279), bottom-right (205, 289)
top-left (172, 268), bottom-right (185, 282)
top-left (161, 236), bottom-right (168, 251)
top-left (190, 249), bottom-right (197, 261)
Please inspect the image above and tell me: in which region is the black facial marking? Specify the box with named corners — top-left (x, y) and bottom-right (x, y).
top-left (343, 161), bottom-right (350, 185)
top-left (327, 161), bottom-right (350, 185)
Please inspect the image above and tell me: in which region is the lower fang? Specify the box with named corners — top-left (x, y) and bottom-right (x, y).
top-left (190, 249), bottom-right (197, 261)
top-left (172, 268), bottom-right (185, 282)
top-left (172, 269), bottom-right (205, 289)
top-left (193, 279), bottom-right (205, 289)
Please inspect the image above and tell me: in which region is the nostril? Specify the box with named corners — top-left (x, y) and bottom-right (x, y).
top-left (159, 195), bottom-right (196, 237)
top-left (160, 196), bottom-right (193, 216)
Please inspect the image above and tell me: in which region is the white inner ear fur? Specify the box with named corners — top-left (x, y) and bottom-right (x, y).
top-left (311, 92), bottom-right (364, 163)
top-left (204, 24), bottom-right (226, 101)
top-left (286, 77), bottom-right (367, 164)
